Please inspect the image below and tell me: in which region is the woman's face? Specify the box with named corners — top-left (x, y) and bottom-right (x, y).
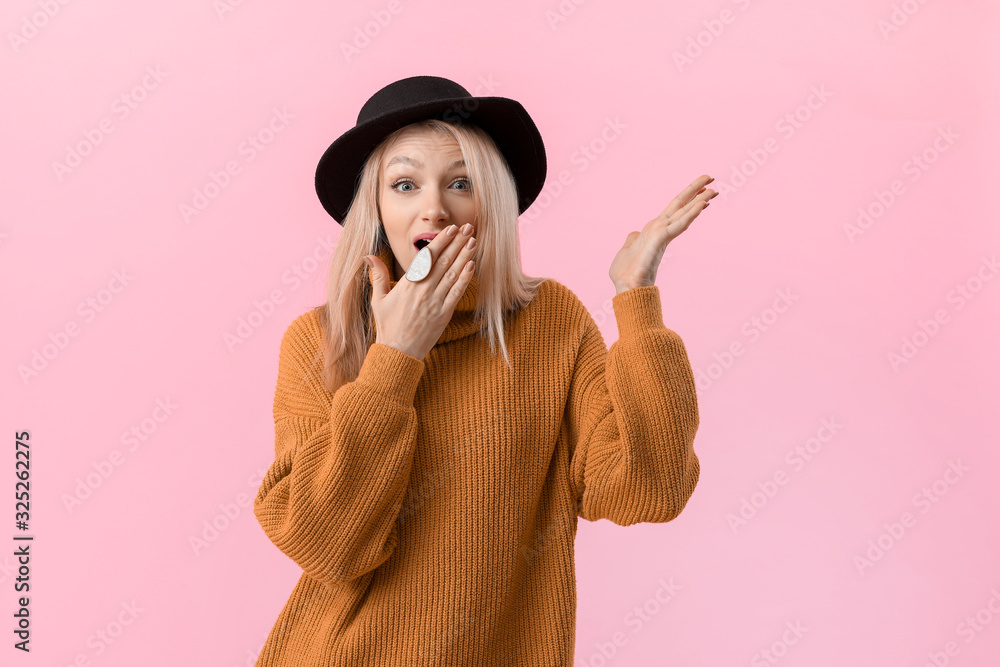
top-left (379, 127), bottom-right (478, 281)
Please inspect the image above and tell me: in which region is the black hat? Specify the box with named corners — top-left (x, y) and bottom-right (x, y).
top-left (315, 75), bottom-right (547, 225)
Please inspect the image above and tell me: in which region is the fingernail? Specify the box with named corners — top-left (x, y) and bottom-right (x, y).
top-left (446, 225), bottom-right (457, 236)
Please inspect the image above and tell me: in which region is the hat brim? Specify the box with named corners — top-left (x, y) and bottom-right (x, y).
top-left (315, 97), bottom-right (546, 225)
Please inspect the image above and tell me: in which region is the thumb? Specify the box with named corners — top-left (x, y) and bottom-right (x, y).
top-left (365, 255), bottom-right (390, 300)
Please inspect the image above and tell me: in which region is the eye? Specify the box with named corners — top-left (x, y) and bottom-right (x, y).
top-left (389, 178), bottom-right (471, 193)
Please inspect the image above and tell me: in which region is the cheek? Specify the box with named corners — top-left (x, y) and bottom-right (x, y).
top-left (459, 199), bottom-right (478, 219)
top-left (387, 229), bottom-right (412, 256)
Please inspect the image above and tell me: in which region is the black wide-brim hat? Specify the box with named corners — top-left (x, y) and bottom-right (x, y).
top-left (315, 75), bottom-right (547, 225)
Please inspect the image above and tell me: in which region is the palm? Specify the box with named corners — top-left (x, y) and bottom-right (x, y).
top-left (609, 174), bottom-right (717, 292)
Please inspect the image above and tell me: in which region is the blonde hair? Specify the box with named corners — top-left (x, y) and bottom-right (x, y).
top-left (310, 119), bottom-right (549, 395)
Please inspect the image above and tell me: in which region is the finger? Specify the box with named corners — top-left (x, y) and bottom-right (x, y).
top-left (664, 198), bottom-right (708, 236)
top-left (403, 224), bottom-right (459, 285)
top-left (422, 224), bottom-right (459, 260)
top-left (440, 254), bottom-right (476, 312)
top-left (659, 174), bottom-right (714, 219)
top-left (662, 187), bottom-right (715, 226)
top-left (433, 231), bottom-right (477, 300)
top-left (366, 255), bottom-right (390, 300)
top-left (427, 224), bottom-right (473, 287)
top-left (663, 175), bottom-right (712, 215)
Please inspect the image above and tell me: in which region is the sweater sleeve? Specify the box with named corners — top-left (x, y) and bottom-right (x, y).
top-left (565, 286), bottom-right (700, 526)
top-left (253, 316), bottom-right (425, 586)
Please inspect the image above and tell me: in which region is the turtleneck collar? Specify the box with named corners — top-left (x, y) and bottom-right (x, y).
top-left (365, 244), bottom-right (484, 346)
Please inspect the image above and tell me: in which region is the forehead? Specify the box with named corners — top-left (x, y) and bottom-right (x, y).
top-left (382, 128), bottom-right (462, 170)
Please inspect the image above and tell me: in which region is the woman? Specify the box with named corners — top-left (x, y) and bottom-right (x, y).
top-left (253, 75), bottom-right (716, 666)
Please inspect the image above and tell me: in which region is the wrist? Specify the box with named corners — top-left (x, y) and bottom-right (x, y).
top-left (379, 339), bottom-right (424, 361)
top-left (614, 282), bottom-right (651, 295)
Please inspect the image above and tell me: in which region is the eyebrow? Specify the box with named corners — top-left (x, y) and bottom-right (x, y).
top-left (385, 155), bottom-right (466, 171)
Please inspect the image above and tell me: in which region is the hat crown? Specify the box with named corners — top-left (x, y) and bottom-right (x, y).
top-left (358, 75), bottom-right (471, 126)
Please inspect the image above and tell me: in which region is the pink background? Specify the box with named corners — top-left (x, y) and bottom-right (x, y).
top-left (3, 1), bottom-right (999, 665)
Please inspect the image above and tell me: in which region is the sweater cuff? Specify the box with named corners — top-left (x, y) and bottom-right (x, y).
top-left (612, 285), bottom-right (666, 339)
top-left (355, 343), bottom-right (425, 406)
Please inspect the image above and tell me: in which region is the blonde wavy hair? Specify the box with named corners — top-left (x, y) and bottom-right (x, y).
top-left (311, 119), bottom-right (549, 395)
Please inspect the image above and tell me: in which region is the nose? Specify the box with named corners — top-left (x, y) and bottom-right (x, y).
top-left (419, 188), bottom-right (449, 224)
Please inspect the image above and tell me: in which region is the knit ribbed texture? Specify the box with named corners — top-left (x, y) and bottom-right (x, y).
top-left (253, 261), bottom-right (701, 666)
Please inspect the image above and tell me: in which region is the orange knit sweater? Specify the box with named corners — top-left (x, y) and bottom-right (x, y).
top-left (253, 249), bottom-right (701, 666)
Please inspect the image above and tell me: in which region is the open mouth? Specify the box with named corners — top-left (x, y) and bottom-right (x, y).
top-left (414, 238), bottom-right (431, 250)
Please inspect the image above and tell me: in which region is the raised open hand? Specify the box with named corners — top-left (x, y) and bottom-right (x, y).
top-left (609, 174), bottom-right (717, 294)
